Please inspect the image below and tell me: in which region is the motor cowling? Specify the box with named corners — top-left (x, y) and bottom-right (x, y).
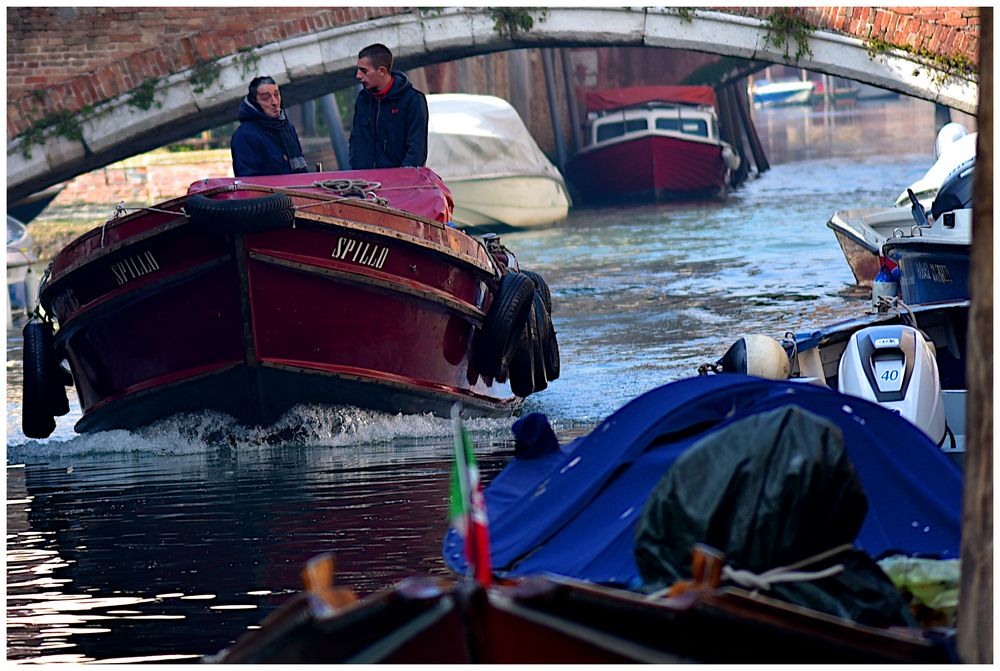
top-left (837, 325), bottom-right (946, 445)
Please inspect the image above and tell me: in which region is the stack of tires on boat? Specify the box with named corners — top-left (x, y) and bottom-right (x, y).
top-left (475, 269), bottom-right (560, 398)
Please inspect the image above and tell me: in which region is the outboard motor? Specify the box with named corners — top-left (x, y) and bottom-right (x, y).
top-left (837, 325), bottom-right (946, 445)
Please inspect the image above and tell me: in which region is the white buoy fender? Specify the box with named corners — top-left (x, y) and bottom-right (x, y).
top-left (717, 334), bottom-right (791, 380)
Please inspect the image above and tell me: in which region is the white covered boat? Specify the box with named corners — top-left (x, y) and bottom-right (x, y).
top-left (426, 94), bottom-right (570, 231)
top-left (826, 124), bottom-right (976, 286)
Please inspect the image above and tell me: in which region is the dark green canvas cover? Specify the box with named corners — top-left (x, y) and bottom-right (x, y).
top-left (634, 404), bottom-right (915, 627)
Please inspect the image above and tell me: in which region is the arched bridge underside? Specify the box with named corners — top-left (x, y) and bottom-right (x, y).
top-left (7, 7), bottom-right (980, 201)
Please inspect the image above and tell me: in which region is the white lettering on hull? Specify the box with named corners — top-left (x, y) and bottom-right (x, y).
top-left (111, 250), bottom-right (160, 286)
top-left (332, 237), bottom-right (389, 269)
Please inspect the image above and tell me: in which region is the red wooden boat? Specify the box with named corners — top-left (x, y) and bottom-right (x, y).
top-left (23, 168), bottom-right (558, 437)
top-left (566, 86), bottom-right (740, 203)
top-left (211, 554), bottom-right (952, 664)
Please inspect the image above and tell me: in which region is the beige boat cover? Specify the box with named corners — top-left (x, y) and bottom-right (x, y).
top-left (426, 94), bottom-right (566, 183)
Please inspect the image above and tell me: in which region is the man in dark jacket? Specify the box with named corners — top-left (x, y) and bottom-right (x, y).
top-left (231, 75), bottom-right (309, 177)
top-left (349, 44), bottom-right (428, 170)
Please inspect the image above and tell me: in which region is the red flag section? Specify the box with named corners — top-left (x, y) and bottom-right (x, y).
top-left (450, 405), bottom-right (492, 585)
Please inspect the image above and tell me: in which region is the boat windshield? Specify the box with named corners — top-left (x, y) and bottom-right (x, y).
top-left (596, 118), bottom-right (647, 142)
top-left (655, 117), bottom-right (709, 137)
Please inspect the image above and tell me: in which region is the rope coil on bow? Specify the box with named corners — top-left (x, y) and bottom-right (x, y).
top-left (295, 178), bottom-right (390, 208)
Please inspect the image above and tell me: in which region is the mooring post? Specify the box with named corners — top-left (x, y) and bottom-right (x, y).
top-left (734, 82), bottom-right (769, 174)
top-left (302, 99), bottom-right (317, 136)
top-left (541, 48), bottom-right (568, 171)
top-left (320, 93), bottom-right (351, 170)
top-left (957, 7), bottom-right (992, 664)
top-left (559, 48), bottom-right (583, 155)
top-left (714, 84), bottom-right (746, 186)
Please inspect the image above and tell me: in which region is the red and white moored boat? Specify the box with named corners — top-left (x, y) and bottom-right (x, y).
top-left (566, 86), bottom-right (739, 203)
top-left (23, 168), bottom-right (558, 437)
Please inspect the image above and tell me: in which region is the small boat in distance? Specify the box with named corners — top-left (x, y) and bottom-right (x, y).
top-left (565, 86), bottom-right (740, 203)
top-left (809, 79), bottom-right (860, 107)
top-left (749, 79), bottom-right (815, 107)
top-left (426, 94), bottom-right (570, 231)
top-left (23, 168), bottom-right (560, 437)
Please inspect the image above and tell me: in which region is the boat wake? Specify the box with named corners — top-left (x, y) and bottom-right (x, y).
top-left (6, 404), bottom-right (518, 459)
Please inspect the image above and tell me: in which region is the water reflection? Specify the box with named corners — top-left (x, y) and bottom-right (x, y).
top-left (7, 420), bottom-right (516, 662)
top-left (751, 95), bottom-right (962, 164)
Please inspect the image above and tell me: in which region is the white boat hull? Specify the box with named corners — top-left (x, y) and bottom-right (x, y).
top-left (447, 175), bottom-right (570, 229)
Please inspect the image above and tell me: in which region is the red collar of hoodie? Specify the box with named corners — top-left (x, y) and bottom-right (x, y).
top-left (372, 77), bottom-right (394, 99)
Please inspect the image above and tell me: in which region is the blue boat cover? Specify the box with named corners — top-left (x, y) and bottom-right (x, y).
top-left (443, 374), bottom-right (963, 587)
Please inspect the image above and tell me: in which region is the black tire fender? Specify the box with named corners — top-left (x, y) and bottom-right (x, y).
top-left (519, 270), bottom-right (559, 380)
top-left (508, 295), bottom-right (549, 397)
top-left (534, 292), bottom-right (560, 381)
top-left (185, 192), bottom-right (295, 234)
top-left (520, 271), bottom-right (551, 313)
top-left (22, 320), bottom-right (65, 438)
top-left (476, 272), bottom-right (536, 380)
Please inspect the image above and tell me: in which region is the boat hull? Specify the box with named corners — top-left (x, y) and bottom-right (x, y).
top-left (566, 134), bottom-right (727, 203)
top-left (215, 574), bottom-right (951, 663)
top-left (826, 207), bottom-right (912, 285)
top-left (882, 237), bottom-right (971, 305)
top-left (448, 175), bottom-right (569, 229)
top-left (41, 170), bottom-right (522, 432)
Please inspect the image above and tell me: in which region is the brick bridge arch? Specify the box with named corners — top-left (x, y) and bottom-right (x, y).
top-left (7, 6), bottom-right (981, 201)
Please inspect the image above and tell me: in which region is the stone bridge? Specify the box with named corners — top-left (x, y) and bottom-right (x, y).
top-left (7, 6), bottom-right (981, 201)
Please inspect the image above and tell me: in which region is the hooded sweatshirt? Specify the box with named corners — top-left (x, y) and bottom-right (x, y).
top-left (231, 97), bottom-right (308, 177)
top-left (349, 71), bottom-right (429, 170)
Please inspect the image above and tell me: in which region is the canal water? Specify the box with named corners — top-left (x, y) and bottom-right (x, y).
top-left (7, 96), bottom-right (955, 662)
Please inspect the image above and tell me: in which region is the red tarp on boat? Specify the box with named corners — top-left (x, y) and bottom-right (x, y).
top-left (189, 167), bottom-right (455, 224)
top-left (585, 86), bottom-right (718, 112)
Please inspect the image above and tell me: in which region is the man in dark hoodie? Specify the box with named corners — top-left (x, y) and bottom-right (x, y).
top-left (349, 43), bottom-right (428, 170)
top-left (231, 75), bottom-right (309, 177)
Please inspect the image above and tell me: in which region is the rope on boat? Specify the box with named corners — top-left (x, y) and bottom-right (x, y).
top-left (102, 201), bottom-right (187, 246)
top-left (290, 179), bottom-right (390, 209)
top-left (873, 295), bottom-right (919, 328)
top-left (645, 542), bottom-right (854, 598)
top-left (720, 543), bottom-right (852, 592)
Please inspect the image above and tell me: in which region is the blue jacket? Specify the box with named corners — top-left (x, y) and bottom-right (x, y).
top-left (231, 98), bottom-right (307, 177)
top-left (349, 71), bottom-right (428, 170)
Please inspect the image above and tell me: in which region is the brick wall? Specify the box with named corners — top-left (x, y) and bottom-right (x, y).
top-left (6, 6), bottom-right (408, 138)
top-left (724, 7), bottom-right (980, 56)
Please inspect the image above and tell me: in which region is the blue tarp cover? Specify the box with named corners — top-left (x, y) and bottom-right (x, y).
top-left (443, 374), bottom-right (962, 587)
